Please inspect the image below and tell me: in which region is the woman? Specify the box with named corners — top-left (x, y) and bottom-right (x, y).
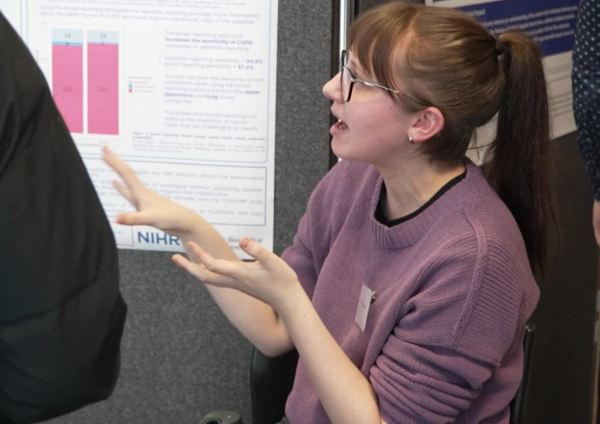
top-left (103, 2), bottom-right (552, 423)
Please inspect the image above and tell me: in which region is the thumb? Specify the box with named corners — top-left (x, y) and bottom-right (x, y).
top-left (116, 212), bottom-right (155, 226)
top-left (239, 238), bottom-right (271, 263)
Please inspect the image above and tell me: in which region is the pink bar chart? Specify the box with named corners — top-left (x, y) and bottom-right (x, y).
top-left (52, 30), bottom-right (84, 133)
top-left (88, 30), bottom-right (119, 135)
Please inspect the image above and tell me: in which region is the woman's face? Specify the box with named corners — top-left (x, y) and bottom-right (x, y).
top-left (323, 50), bottom-right (416, 167)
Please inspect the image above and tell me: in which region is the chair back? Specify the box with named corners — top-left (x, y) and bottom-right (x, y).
top-left (509, 323), bottom-right (537, 424)
top-left (250, 348), bottom-right (299, 424)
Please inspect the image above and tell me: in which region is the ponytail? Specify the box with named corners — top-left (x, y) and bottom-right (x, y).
top-left (486, 30), bottom-right (554, 279)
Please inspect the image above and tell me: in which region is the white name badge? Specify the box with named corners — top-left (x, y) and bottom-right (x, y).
top-left (355, 284), bottom-right (376, 332)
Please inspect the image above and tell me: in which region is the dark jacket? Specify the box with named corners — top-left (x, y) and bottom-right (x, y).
top-left (573, 0), bottom-right (600, 200)
top-left (0, 12), bottom-right (127, 423)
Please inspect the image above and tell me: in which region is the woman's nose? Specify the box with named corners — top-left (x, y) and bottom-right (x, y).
top-left (323, 72), bottom-right (343, 102)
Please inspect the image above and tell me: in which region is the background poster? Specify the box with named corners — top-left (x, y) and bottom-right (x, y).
top-left (426, 0), bottom-right (579, 140)
top-left (0, 0), bottom-right (279, 257)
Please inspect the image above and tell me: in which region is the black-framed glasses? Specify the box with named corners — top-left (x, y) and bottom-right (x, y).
top-left (340, 50), bottom-right (402, 102)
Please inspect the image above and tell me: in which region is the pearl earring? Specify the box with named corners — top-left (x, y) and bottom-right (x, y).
top-left (409, 135), bottom-right (414, 144)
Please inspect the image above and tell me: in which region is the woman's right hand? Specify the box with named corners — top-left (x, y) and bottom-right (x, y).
top-left (102, 146), bottom-right (198, 236)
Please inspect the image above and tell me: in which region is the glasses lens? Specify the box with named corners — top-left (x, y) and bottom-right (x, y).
top-left (341, 67), bottom-right (350, 101)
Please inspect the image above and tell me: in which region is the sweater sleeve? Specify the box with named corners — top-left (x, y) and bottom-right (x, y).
top-left (281, 212), bottom-right (319, 300)
top-left (280, 160), bottom-right (363, 299)
top-left (573, 0), bottom-right (600, 200)
top-left (279, 164), bottom-right (335, 299)
top-left (369, 205), bottom-right (537, 423)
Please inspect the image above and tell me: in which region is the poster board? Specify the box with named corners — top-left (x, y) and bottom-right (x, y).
top-left (0, 0), bottom-right (279, 257)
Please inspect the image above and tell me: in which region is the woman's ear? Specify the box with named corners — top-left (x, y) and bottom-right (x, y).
top-left (410, 107), bottom-right (444, 143)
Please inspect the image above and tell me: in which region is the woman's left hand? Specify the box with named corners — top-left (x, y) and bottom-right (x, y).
top-left (173, 238), bottom-right (302, 310)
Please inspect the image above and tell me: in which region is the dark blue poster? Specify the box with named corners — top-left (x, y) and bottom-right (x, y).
top-left (426, 0), bottom-right (578, 57)
top-left (426, 0), bottom-right (579, 138)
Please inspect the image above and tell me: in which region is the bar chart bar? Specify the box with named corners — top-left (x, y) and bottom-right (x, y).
top-left (87, 30), bottom-right (119, 135)
top-left (52, 29), bottom-right (83, 133)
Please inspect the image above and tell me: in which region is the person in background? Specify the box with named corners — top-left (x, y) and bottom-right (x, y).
top-left (0, 12), bottom-right (126, 424)
top-left (104, 2), bottom-right (552, 423)
top-left (573, 0), bottom-right (600, 246)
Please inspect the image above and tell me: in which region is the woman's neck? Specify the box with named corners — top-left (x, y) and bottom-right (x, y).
top-left (379, 157), bottom-right (466, 221)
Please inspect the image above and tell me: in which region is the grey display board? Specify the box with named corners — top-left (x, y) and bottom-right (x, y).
top-left (47, 0), bottom-right (333, 423)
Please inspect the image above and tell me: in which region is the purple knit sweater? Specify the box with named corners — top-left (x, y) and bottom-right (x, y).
top-left (281, 159), bottom-right (540, 424)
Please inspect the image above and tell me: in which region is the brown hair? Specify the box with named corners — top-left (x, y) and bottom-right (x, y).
top-left (350, 2), bottom-right (554, 278)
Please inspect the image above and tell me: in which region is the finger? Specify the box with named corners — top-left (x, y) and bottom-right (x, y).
top-left (188, 242), bottom-right (246, 279)
top-left (116, 212), bottom-right (155, 226)
top-left (102, 146), bottom-right (143, 191)
top-left (112, 179), bottom-right (133, 203)
top-left (186, 242), bottom-right (214, 265)
top-left (173, 254), bottom-right (212, 281)
top-left (239, 238), bottom-right (275, 267)
top-left (172, 254), bottom-right (235, 287)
